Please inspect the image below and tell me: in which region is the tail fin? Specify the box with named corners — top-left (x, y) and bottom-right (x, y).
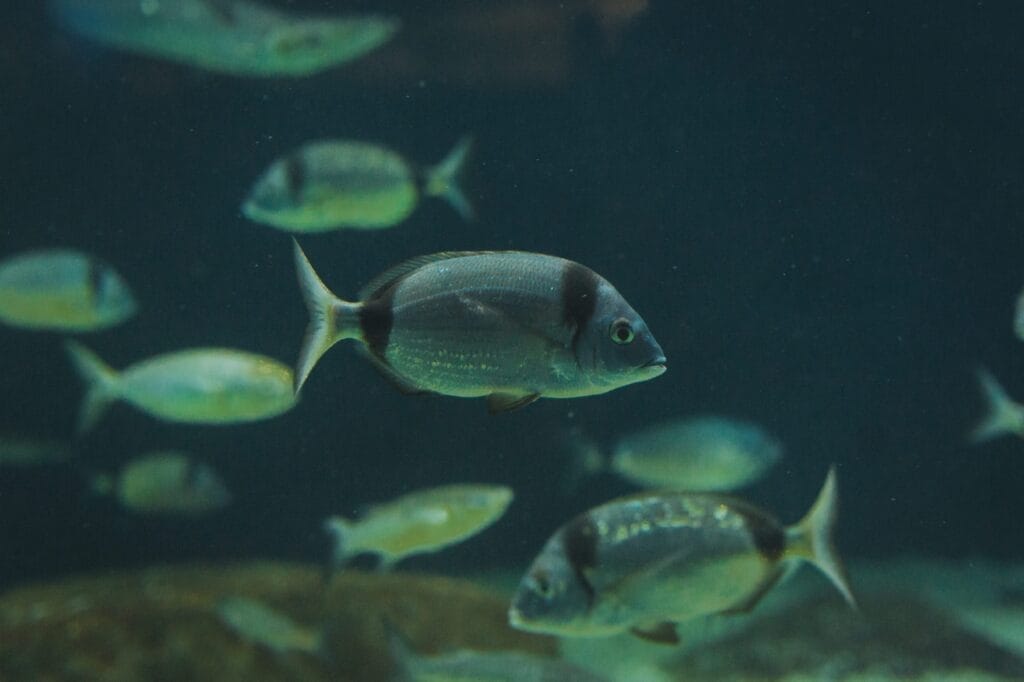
top-left (292, 240), bottom-right (360, 395)
top-left (323, 516), bottom-right (355, 569)
top-left (90, 472), bottom-right (115, 497)
top-left (64, 340), bottom-right (120, 434)
top-left (785, 465), bottom-right (857, 610)
top-left (970, 367), bottom-right (1024, 444)
top-left (424, 135), bottom-right (474, 221)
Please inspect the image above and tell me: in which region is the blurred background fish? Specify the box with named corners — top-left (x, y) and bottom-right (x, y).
top-left (217, 596), bottom-right (325, 658)
top-left (65, 341), bottom-right (296, 431)
top-left (567, 415), bottom-right (783, 492)
top-left (92, 450), bottom-right (231, 516)
top-left (49, 0), bottom-right (399, 77)
top-left (0, 435), bottom-right (71, 468)
top-left (969, 367), bottom-right (1024, 443)
top-left (324, 484), bottom-right (513, 570)
top-left (0, 249), bottom-right (136, 331)
top-left (243, 136), bottom-right (473, 233)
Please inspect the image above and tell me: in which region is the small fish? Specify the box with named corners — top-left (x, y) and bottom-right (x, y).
top-left (217, 596), bottom-right (323, 656)
top-left (65, 341), bottom-right (296, 432)
top-left (324, 484), bottom-right (513, 569)
top-left (386, 620), bottom-right (610, 682)
top-left (50, 0), bottom-right (399, 77)
top-left (570, 416), bottom-right (782, 492)
top-left (508, 466), bottom-right (855, 643)
top-left (0, 249), bottom-right (136, 331)
top-left (970, 367), bottom-right (1024, 443)
top-left (291, 242), bottom-right (666, 413)
top-left (93, 451), bottom-right (231, 516)
top-left (243, 136), bottom-right (473, 233)
top-left (0, 436), bottom-right (72, 467)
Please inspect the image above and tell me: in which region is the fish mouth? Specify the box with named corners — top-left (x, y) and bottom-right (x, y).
top-left (639, 356), bottom-right (667, 373)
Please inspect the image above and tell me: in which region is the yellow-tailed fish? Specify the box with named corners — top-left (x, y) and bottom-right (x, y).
top-left (509, 466), bottom-right (856, 644)
top-left (324, 484), bottom-right (513, 569)
top-left (217, 596), bottom-right (323, 657)
top-left (50, 0), bottom-right (398, 77)
top-left (0, 249), bottom-right (136, 331)
top-left (570, 416), bottom-right (782, 492)
top-left (243, 136), bottom-right (473, 232)
top-left (65, 341), bottom-right (295, 432)
top-left (970, 366), bottom-right (1024, 443)
top-left (292, 241), bottom-right (666, 413)
top-left (93, 450), bottom-right (230, 516)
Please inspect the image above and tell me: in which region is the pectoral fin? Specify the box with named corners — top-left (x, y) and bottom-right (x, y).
top-left (486, 392), bottom-right (540, 414)
top-left (630, 621), bottom-right (679, 645)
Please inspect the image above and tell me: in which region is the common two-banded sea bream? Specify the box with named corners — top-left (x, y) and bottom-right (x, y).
top-left (65, 341), bottom-right (296, 432)
top-left (0, 249), bottom-right (136, 331)
top-left (50, 0), bottom-right (398, 77)
top-left (324, 484), bottom-right (513, 569)
top-left (509, 466), bottom-right (856, 644)
top-left (92, 451), bottom-right (231, 516)
top-left (244, 137), bottom-right (473, 232)
top-left (292, 241), bottom-right (666, 412)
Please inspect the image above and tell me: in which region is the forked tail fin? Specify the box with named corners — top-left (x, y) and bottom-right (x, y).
top-left (424, 135), bottom-right (474, 221)
top-left (970, 366), bottom-right (1024, 444)
top-left (64, 340), bottom-right (120, 434)
top-left (785, 465), bottom-right (857, 610)
top-left (292, 240), bottom-right (360, 394)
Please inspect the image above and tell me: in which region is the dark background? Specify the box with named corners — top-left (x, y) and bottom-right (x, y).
top-left (1, 0), bottom-right (1022, 591)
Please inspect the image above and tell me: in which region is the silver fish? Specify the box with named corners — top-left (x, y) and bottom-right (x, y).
top-left (65, 341), bottom-right (296, 432)
top-left (0, 249), bottom-right (136, 331)
top-left (607, 415), bottom-right (782, 491)
top-left (243, 136), bottom-right (473, 232)
top-left (217, 597), bottom-right (322, 656)
top-left (508, 466), bottom-right (855, 643)
top-left (386, 621), bottom-right (609, 682)
top-left (292, 241), bottom-right (666, 412)
top-left (50, 0), bottom-right (398, 77)
top-left (94, 451), bottom-right (231, 516)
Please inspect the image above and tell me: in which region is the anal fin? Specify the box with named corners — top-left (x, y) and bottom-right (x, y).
top-left (718, 568), bottom-right (785, 616)
top-left (630, 621), bottom-right (679, 645)
top-left (486, 392), bottom-right (540, 414)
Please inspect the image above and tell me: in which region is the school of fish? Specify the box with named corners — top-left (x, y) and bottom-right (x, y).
top-left (19, 1), bottom-right (1009, 678)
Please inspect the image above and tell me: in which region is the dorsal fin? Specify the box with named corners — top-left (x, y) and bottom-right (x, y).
top-left (358, 251), bottom-right (499, 301)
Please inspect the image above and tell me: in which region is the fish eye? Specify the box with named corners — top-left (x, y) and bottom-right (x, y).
top-left (533, 571), bottom-right (553, 597)
top-left (610, 318), bottom-right (635, 345)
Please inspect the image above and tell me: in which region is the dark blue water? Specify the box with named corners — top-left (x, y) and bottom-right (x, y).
top-left (1, 1), bottom-right (1022, 591)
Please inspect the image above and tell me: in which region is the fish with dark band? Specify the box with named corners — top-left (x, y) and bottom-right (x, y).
top-left (291, 241), bottom-right (666, 412)
top-left (0, 249), bottom-right (136, 331)
top-left (243, 136), bottom-right (473, 232)
top-left (509, 466), bottom-right (855, 643)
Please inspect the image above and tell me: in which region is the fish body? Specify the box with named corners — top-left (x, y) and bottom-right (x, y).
top-left (50, 0), bottom-right (398, 77)
top-left (217, 597), bottom-right (322, 656)
top-left (292, 242), bottom-right (666, 412)
top-left (0, 249), bottom-right (136, 331)
top-left (387, 622), bottom-right (609, 682)
top-left (0, 436), bottom-right (72, 467)
top-left (65, 341), bottom-right (296, 432)
top-left (508, 467), bottom-right (855, 642)
top-left (99, 451), bottom-right (230, 515)
top-left (325, 484), bottom-right (513, 568)
top-left (243, 137), bottom-right (473, 232)
top-left (970, 367), bottom-right (1024, 443)
top-left (611, 416), bottom-right (782, 491)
